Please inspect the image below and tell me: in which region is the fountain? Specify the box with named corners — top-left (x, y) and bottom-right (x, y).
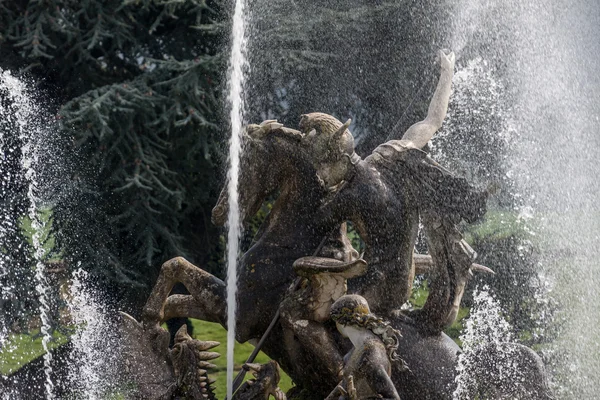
top-left (0, 71), bottom-right (55, 399)
top-left (126, 47), bottom-right (553, 399)
top-left (225, 0), bottom-right (249, 397)
top-left (1, 0), bottom-right (600, 399)
top-left (0, 72), bottom-right (120, 398)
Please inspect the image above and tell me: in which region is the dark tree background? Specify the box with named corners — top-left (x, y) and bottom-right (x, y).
top-left (0, 0), bottom-right (228, 311)
top-left (245, 0), bottom-right (449, 155)
top-left (0, 0), bottom-right (548, 338)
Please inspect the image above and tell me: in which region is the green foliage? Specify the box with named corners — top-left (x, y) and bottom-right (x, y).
top-left (0, 329), bottom-right (69, 376)
top-left (464, 210), bottom-right (537, 244)
top-left (346, 221), bottom-right (365, 254)
top-left (20, 208), bottom-right (57, 258)
top-left (1, 0), bottom-right (228, 300)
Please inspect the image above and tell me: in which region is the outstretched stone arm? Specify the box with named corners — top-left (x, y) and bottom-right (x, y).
top-left (400, 49), bottom-right (455, 149)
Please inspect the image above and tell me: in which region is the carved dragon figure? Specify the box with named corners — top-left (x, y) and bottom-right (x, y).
top-left (120, 312), bottom-right (287, 400)
top-left (120, 313), bottom-right (219, 400)
top-left (235, 361), bottom-right (287, 400)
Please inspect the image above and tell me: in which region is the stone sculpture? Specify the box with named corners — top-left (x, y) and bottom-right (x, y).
top-left (280, 256), bottom-right (368, 387)
top-left (325, 294), bottom-right (402, 400)
top-left (235, 361), bottom-right (287, 400)
top-left (121, 313), bottom-right (219, 400)
top-left (121, 49), bottom-right (553, 399)
top-left (121, 312), bottom-right (286, 400)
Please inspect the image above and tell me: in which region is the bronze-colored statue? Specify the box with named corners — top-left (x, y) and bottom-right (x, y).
top-left (121, 49), bottom-right (553, 400)
top-left (297, 50), bottom-right (486, 329)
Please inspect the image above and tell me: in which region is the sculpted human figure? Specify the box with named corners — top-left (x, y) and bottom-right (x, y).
top-left (279, 255), bottom-right (367, 387)
top-left (299, 49), bottom-right (488, 332)
top-left (325, 295), bottom-right (402, 400)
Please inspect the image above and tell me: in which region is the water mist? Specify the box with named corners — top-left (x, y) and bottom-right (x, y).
top-left (225, 0), bottom-right (249, 397)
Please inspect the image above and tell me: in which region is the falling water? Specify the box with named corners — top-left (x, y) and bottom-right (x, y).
top-left (447, 0), bottom-right (600, 397)
top-left (25, 187), bottom-right (53, 400)
top-left (67, 268), bottom-right (120, 398)
top-left (0, 71), bottom-right (54, 399)
top-left (225, 0), bottom-right (249, 397)
top-left (0, 73), bottom-right (17, 351)
top-left (453, 286), bottom-right (524, 399)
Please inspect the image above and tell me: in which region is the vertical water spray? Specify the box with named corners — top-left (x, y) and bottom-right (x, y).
top-left (453, 286), bottom-right (523, 399)
top-left (67, 267), bottom-right (120, 398)
top-left (445, 0), bottom-right (600, 397)
top-left (0, 70), bottom-right (54, 399)
top-left (0, 74), bottom-right (15, 350)
top-left (445, 0), bottom-right (600, 396)
top-left (225, 0), bottom-right (248, 397)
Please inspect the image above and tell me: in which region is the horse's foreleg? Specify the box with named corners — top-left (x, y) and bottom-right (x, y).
top-left (142, 256), bottom-right (226, 327)
top-left (162, 294), bottom-right (225, 326)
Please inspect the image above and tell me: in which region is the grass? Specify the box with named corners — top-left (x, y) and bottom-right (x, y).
top-left (0, 298), bottom-right (466, 397)
top-left (0, 321), bottom-right (292, 398)
top-left (188, 319), bottom-right (294, 399)
top-left (0, 330), bottom-right (69, 376)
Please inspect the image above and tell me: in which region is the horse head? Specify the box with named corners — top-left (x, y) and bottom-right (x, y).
top-left (211, 121), bottom-right (309, 227)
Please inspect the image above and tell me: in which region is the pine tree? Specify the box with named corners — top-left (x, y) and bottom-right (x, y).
top-left (1, 0), bottom-right (227, 307)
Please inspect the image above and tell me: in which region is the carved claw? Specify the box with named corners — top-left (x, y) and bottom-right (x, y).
top-left (274, 387), bottom-right (287, 400)
top-left (234, 361), bottom-right (283, 400)
top-left (259, 119), bottom-right (278, 126)
top-left (247, 120), bottom-right (284, 138)
top-left (259, 119), bottom-right (283, 132)
top-left (173, 326), bottom-right (221, 355)
top-left (243, 362), bottom-right (263, 377)
top-left (413, 254), bottom-right (494, 275)
top-left (174, 324), bottom-right (192, 341)
top-left (197, 351), bottom-right (221, 360)
top-left (198, 360), bottom-right (218, 369)
top-left (171, 325), bottom-right (220, 399)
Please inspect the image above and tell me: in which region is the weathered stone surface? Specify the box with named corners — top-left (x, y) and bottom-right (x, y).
top-left (121, 49), bottom-right (552, 399)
